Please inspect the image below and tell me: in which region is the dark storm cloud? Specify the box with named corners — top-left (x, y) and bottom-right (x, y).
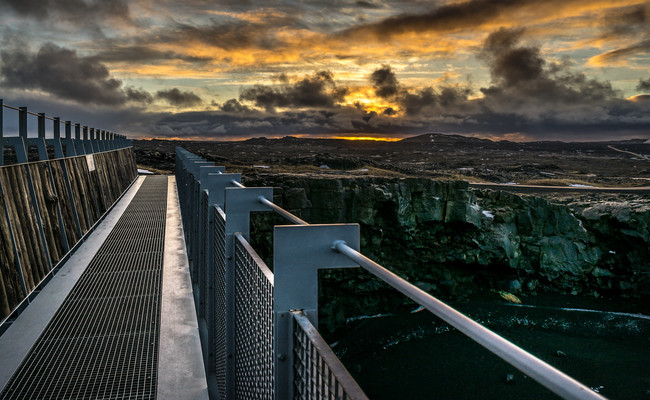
top-left (125, 88), bottom-right (154, 104)
top-left (367, 65), bottom-right (472, 115)
top-left (219, 99), bottom-right (253, 113)
top-left (637, 77), bottom-right (650, 91)
top-left (156, 89), bottom-right (203, 107)
top-left (1, 0), bottom-right (130, 24)
top-left (355, 30), bottom-right (648, 139)
top-left (0, 43), bottom-right (152, 106)
top-left (239, 71), bottom-right (347, 112)
top-left (480, 27), bottom-right (545, 88)
top-left (370, 65), bottom-right (399, 98)
top-left (480, 28), bottom-right (619, 102)
top-left (399, 85), bottom-right (473, 115)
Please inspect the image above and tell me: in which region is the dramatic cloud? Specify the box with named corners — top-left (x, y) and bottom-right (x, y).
top-left (0, 1), bottom-right (648, 140)
top-left (156, 89), bottom-right (203, 107)
top-left (637, 77), bottom-right (650, 91)
top-left (370, 65), bottom-right (400, 98)
top-left (0, 43), bottom-right (149, 106)
top-left (480, 28), bottom-right (620, 103)
top-left (218, 99), bottom-right (253, 113)
top-left (239, 71), bottom-right (347, 112)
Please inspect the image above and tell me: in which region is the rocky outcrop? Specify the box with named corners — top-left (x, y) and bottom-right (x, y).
top-left (245, 174), bottom-right (650, 332)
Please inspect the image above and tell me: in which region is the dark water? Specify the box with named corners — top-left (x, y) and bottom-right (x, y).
top-left (333, 294), bottom-right (650, 400)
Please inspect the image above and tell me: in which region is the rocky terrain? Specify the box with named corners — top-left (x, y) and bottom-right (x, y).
top-left (133, 134), bottom-right (650, 333)
top-left (241, 174), bottom-right (650, 332)
top-left (134, 133), bottom-right (650, 187)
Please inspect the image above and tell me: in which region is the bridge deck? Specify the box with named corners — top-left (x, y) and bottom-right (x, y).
top-left (0, 176), bottom-right (207, 399)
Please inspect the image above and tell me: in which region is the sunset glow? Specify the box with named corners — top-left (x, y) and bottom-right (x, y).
top-left (0, 0), bottom-right (648, 141)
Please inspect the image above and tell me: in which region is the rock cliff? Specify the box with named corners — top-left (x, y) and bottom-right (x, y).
top-left (245, 174), bottom-right (650, 332)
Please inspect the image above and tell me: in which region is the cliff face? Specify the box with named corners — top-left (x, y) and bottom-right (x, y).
top-left (246, 174), bottom-right (650, 330)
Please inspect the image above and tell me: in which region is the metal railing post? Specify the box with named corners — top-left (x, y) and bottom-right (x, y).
top-left (13, 107), bottom-right (29, 163)
top-left (223, 186), bottom-right (273, 400)
top-left (50, 117), bottom-right (64, 159)
top-left (31, 112), bottom-right (49, 161)
top-left (63, 121), bottom-right (76, 157)
top-left (74, 124), bottom-right (85, 155)
top-left (272, 223), bottom-right (361, 399)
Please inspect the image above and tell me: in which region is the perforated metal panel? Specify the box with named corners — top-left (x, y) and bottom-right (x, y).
top-left (213, 206), bottom-right (227, 399)
top-left (234, 234), bottom-right (274, 400)
top-left (0, 176), bottom-right (168, 400)
top-left (292, 311), bottom-right (369, 400)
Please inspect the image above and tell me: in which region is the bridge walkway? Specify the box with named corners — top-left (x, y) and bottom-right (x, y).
top-left (0, 175), bottom-right (207, 399)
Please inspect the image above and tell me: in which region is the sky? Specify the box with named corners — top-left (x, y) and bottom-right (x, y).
top-left (0, 0), bottom-right (649, 141)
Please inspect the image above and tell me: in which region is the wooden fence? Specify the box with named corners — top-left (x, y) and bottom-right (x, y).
top-left (0, 148), bottom-right (137, 321)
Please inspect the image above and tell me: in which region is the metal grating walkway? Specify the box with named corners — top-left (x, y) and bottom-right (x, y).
top-left (0, 176), bottom-right (168, 400)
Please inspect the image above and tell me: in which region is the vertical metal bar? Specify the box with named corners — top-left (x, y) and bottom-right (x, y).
top-left (35, 113), bottom-right (48, 161)
top-left (63, 121), bottom-right (76, 157)
top-left (19, 107), bottom-right (27, 138)
top-left (51, 117), bottom-right (64, 159)
top-left (53, 117), bottom-right (60, 139)
top-left (15, 108), bottom-right (28, 163)
top-left (74, 124), bottom-right (85, 155)
top-left (37, 113), bottom-right (45, 138)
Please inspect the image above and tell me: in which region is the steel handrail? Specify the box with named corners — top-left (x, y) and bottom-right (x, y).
top-left (332, 240), bottom-right (606, 400)
top-left (1, 100), bottom-right (123, 139)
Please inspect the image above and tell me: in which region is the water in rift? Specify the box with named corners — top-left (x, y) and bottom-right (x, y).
top-left (333, 293), bottom-right (650, 400)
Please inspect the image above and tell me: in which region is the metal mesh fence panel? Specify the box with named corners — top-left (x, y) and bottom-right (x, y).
top-left (213, 206), bottom-right (227, 399)
top-left (234, 234), bottom-right (274, 400)
top-left (292, 311), bottom-right (369, 400)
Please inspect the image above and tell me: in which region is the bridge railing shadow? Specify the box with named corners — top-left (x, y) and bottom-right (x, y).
top-left (176, 147), bottom-right (606, 400)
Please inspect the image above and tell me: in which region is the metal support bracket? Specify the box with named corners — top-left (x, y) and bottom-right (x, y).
top-left (272, 223), bottom-right (360, 400)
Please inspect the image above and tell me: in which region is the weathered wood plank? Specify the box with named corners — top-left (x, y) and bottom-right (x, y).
top-left (0, 148), bottom-right (138, 320)
top-left (0, 177), bottom-right (23, 316)
top-left (51, 160), bottom-right (81, 246)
